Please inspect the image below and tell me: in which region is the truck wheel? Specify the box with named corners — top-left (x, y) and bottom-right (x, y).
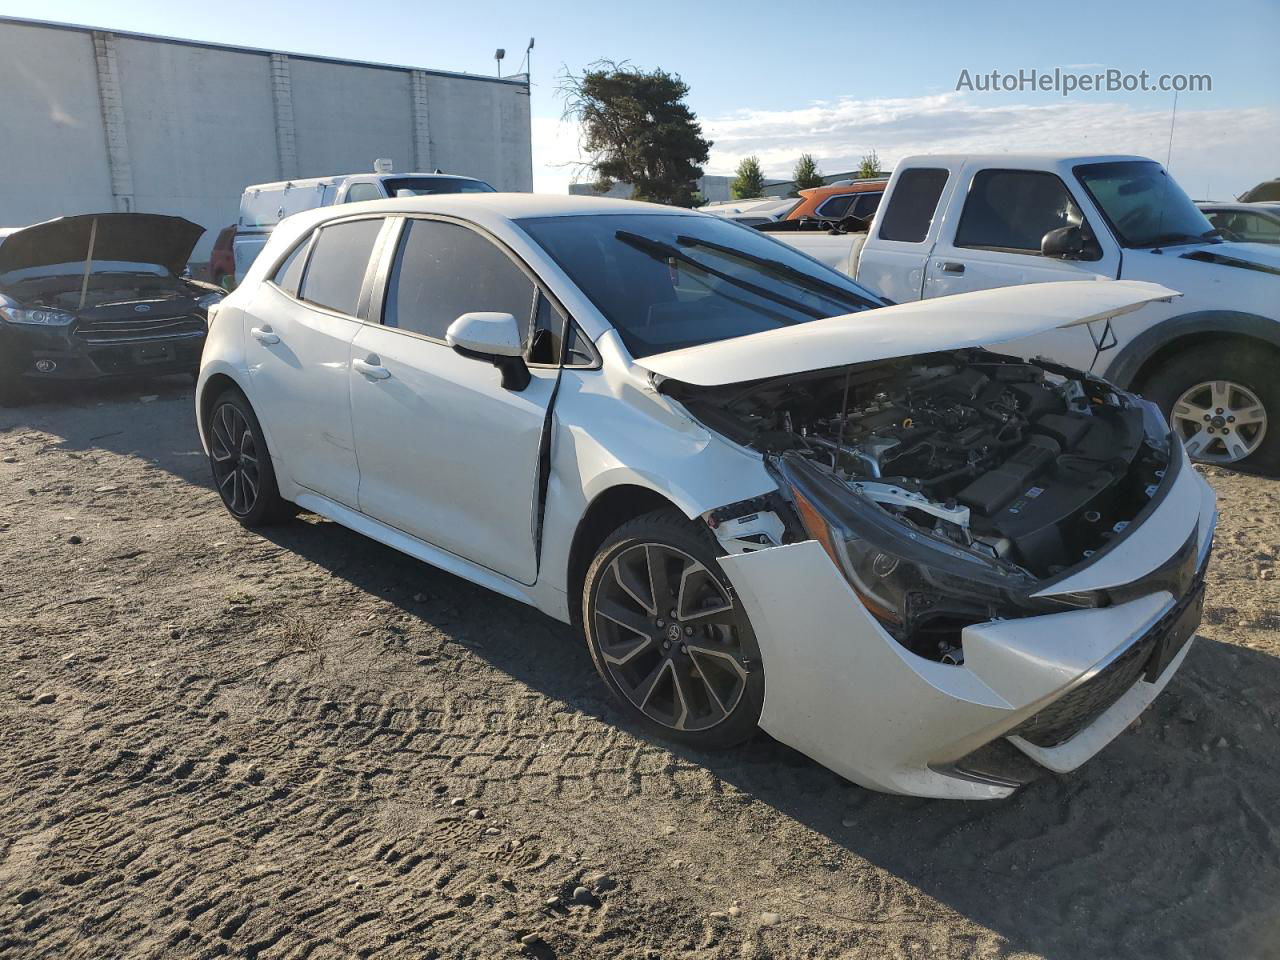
top-left (582, 508), bottom-right (764, 749)
top-left (1141, 344), bottom-right (1278, 473)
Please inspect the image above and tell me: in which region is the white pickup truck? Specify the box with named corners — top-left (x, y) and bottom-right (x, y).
top-left (776, 154), bottom-right (1280, 471)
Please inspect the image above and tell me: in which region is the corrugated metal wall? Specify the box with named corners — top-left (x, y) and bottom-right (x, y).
top-left (0, 18), bottom-right (533, 261)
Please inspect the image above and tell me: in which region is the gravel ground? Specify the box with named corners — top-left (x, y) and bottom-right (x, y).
top-left (1, 378), bottom-right (1278, 960)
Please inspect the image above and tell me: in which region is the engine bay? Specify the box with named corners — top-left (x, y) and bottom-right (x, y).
top-left (678, 350), bottom-right (1172, 579)
top-left (7, 274), bottom-right (196, 311)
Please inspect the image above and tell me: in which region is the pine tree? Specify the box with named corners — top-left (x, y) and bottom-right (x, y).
top-left (731, 156), bottom-right (766, 199)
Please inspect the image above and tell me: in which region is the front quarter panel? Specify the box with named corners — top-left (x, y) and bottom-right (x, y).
top-left (538, 330), bottom-right (778, 599)
top-left (195, 300), bottom-right (251, 457)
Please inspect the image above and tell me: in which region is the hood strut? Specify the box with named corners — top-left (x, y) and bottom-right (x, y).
top-left (77, 217), bottom-right (99, 311)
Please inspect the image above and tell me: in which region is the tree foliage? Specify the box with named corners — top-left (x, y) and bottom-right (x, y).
top-left (560, 60), bottom-right (711, 207)
top-left (858, 150), bottom-right (882, 180)
top-left (732, 155), bottom-right (766, 199)
top-left (792, 153), bottom-right (824, 193)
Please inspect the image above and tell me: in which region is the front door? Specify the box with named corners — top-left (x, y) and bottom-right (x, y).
top-left (348, 218), bottom-right (557, 585)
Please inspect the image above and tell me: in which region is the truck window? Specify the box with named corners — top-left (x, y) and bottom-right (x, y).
top-left (298, 218), bottom-right (383, 317)
top-left (878, 169), bottom-right (949, 243)
top-left (344, 182), bottom-right (383, 203)
top-left (955, 170), bottom-right (1088, 254)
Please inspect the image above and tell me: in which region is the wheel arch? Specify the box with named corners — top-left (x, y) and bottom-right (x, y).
top-left (1100, 310), bottom-right (1280, 392)
top-left (197, 371), bottom-right (248, 445)
top-left (565, 484), bottom-right (685, 629)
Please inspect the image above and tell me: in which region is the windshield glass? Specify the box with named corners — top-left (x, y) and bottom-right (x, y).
top-left (517, 213), bottom-right (881, 358)
top-left (1074, 160), bottom-right (1215, 248)
top-left (384, 176), bottom-right (495, 197)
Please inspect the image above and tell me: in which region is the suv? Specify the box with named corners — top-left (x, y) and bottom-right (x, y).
top-left (196, 193), bottom-right (1214, 800)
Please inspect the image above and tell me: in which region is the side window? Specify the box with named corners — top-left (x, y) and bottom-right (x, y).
top-left (1233, 213), bottom-right (1280, 242)
top-left (384, 219), bottom-right (536, 341)
top-left (955, 170), bottom-right (1088, 254)
top-left (852, 192), bottom-right (883, 220)
top-left (271, 233), bottom-right (312, 296)
top-left (344, 182), bottom-right (383, 203)
top-left (298, 218), bottom-right (383, 317)
top-left (815, 194), bottom-right (856, 219)
top-left (528, 293), bottom-right (595, 367)
top-left (878, 169), bottom-right (949, 242)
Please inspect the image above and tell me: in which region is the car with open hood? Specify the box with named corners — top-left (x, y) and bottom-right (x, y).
top-left (0, 213), bottom-right (223, 404)
top-left (197, 194), bottom-right (1216, 799)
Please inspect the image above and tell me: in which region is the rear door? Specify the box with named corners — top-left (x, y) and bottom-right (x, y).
top-left (923, 166), bottom-right (1120, 299)
top-left (855, 165), bottom-right (956, 302)
top-left (347, 217), bottom-right (562, 585)
top-left (244, 216), bottom-right (388, 507)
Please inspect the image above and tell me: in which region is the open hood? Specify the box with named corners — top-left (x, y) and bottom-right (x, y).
top-left (637, 279), bottom-right (1180, 387)
top-left (0, 213), bottom-right (204, 277)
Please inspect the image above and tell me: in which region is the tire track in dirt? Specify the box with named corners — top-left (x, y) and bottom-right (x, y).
top-left (2, 383), bottom-right (1279, 959)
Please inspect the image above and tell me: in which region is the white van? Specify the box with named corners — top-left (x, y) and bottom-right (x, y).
top-left (232, 162), bottom-right (494, 284)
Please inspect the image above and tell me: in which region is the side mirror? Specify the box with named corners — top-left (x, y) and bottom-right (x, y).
top-left (1041, 225), bottom-right (1085, 259)
top-left (446, 311), bottom-right (530, 391)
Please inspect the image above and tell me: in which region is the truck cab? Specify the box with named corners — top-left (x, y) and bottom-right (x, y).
top-left (781, 154), bottom-right (1280, 471)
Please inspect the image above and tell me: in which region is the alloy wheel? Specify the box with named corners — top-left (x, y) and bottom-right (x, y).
top-left (209, 402), bottom-right (261, 515)
top-left (1171, 380), bottom-right (1268, 464)
top-left (593, 542), bottom-right (751, 733)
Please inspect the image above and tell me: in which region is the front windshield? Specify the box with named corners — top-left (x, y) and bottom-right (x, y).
top-left (517, 213), bottom-right (882, 358)
top-left (1074, 160), bottom-right (1215, 248)
top-left (384, 176), bottom-right (495, 197)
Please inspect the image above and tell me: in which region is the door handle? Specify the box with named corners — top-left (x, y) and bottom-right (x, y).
top-left (251, 325), bottom-right (280, 345)
top-left (352, 356), bottom-right (391, 380)
top-left (940, 261), bottom-right (965, 274)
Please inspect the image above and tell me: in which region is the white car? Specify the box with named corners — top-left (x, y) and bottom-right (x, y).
top-left (198, 194), bottom-right (1216, 800)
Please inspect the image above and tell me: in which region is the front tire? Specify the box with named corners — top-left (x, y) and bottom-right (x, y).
top-left (582, 509), bottom-right (764, 749)
top-left (1141, 344), bottom-right (1279, 473)
top-left (206, 388), bottom-right (294, 526)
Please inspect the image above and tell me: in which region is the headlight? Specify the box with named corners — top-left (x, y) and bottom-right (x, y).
top-left (0, 305), bottom-right (76, 326)
top-left (773, 453), bottom-right (1099, 662)
top-left (197, 291), bottom-right (224, 311)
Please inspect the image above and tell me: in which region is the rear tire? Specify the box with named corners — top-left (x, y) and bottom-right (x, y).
top-left (582, 508), bottom-right (764, 750)
top-left (1141, 344), bottom-right (1279, 474)
top-left (206, 387), bottom-right (295, 526)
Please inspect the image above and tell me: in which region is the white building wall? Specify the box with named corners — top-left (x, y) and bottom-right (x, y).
top-left (0, 22), bottom-right (114, 225)
top-left (0, 17), bottom-right (533, 262)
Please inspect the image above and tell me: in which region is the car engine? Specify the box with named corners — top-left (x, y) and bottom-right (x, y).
top-left (677, 350), bottom-right (1172, 579)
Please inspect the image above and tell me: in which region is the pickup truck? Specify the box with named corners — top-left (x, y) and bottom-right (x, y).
top-left (776, 154), bottom-right (1280, 472)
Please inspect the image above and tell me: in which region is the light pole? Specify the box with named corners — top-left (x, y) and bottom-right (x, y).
top-left (494, 48), bottom-right (505, 78)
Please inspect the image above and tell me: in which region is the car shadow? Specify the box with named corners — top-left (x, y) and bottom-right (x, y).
top-left (256, 511), bottom-right (1280, 960)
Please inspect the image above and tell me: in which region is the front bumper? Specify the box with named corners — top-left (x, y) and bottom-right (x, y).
top-left (0, 324), bottom-right (205, 382)
top-left (720, 453), bottom-right (1217, 800)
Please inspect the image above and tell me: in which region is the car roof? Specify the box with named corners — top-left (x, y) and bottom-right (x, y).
top-left (799, 180), bottom-right (887, 199)
top-left (308, 192), bottom-right (694, 221)
top-left (1198, 202), bottom-right (1280, 214)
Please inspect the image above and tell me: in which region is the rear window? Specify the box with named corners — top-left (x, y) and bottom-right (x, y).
top-left (298, 219), bottom-right (383, 317)
top-left (878, 169), bottom-right (949, 243)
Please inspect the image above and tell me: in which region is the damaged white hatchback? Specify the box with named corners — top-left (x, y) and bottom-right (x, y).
top-left (198, 195), bottom-right (1216, 799)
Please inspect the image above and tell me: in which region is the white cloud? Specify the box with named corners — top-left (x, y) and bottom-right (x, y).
top-left (532, 91), bottom-right (1279, 199)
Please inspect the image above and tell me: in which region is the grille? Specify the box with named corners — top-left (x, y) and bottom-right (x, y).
top-left (75, 314), bottom-right (206, 342)
top-left (1013, 568), bottom-right (1207, 749)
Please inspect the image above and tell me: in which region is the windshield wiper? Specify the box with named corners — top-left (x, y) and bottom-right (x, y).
top-left (614, 231), bottom-right (828, 319)
top-left (673, 234), bottom-right (878, 308)
top-left (1137, 232), bottom-right (1206, 249)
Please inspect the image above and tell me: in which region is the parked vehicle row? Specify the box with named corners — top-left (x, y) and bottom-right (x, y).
top-left (198, 193), bottom-right (1215, 799)
top-left (772, 154), bottom-right (1280, 471)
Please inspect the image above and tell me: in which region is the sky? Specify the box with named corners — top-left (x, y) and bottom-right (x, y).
top-left (4, 0), bottom-right (1277, 199)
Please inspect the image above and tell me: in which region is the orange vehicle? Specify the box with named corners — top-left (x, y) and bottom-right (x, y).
top-left (785, 178), bottom-right (888, 223)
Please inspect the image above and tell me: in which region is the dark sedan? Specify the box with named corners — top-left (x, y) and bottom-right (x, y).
top-left (0, 213), bottom-right (222, 404)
